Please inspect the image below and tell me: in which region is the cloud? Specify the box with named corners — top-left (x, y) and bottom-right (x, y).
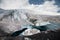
top-left (0, 0), bottom-right (60, 15)
top-left (0, 0), bottom-right (29, 9)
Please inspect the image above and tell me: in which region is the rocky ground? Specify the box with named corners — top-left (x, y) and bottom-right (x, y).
top-left (0, 9), bottom-right (60, 40)
top-left (0, 29), bottom-right (60, 40)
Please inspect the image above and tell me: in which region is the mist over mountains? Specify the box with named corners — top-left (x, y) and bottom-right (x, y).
top-left (0, 0), bottom-right (60, 36)
top-left (0, 8), bottom-right (60, 34)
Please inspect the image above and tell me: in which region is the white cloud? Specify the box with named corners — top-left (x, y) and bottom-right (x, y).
top-left (0, 0), bottom-right (29, 9)
top-left (0, 0), bottom-right (60, 15)
top-left (26, 0), bottom-right (60, 15)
